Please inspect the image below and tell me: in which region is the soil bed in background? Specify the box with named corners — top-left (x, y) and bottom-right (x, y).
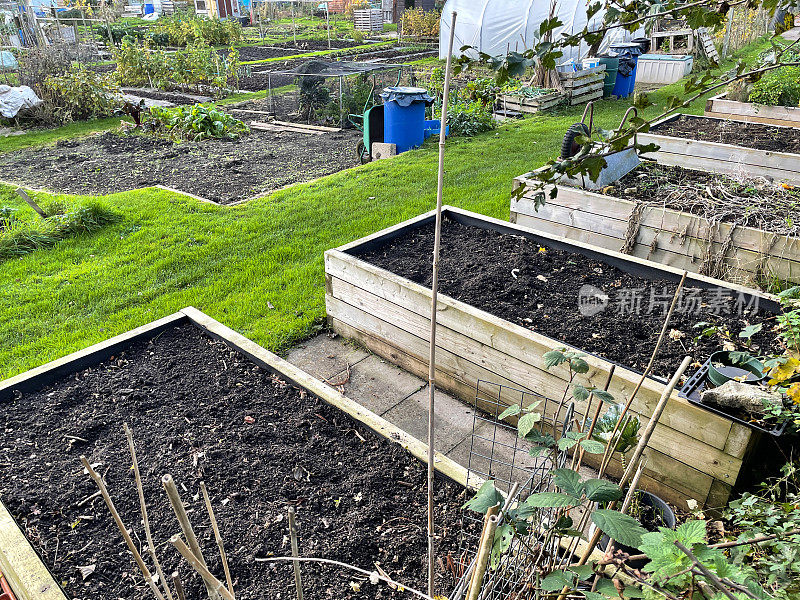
top-left (0, 129), bottom-right (360, 203)
top-left (358, 219), bottom-right (780, 379)
top-left (229, 45), bottom-right (305, 61)
top-left (606, 163), bottom-right (800, 236)
top-left (652, 115), bottom-right (800, 154)
top-left (0, 324), bottom-right (471, 600)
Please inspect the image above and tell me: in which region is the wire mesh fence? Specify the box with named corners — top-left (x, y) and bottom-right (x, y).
top-left (454, 380), bottom-right (581, 600)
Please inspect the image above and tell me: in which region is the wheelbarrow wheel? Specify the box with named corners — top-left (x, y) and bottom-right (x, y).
top-left (357, 140), bottom-right (371, 164)
top-left (561, 123), bottom-right (590, 159)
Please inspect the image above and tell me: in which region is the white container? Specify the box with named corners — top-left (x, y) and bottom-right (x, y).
top-left (635, 54), bottom-right (693, 85)
top-left (581, 58), bottom-right (600, 69)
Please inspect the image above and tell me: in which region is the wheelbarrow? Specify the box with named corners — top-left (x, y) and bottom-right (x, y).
top-left (347, 71), bottom-right (401, 163)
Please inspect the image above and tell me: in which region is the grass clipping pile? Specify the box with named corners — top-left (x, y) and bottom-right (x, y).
top-left (0, 325), bottom-right (470, 600)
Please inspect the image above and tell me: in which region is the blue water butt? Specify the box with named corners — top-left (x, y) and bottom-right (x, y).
top-left (143, 3), bottom-right (155, 14)
top-left (380, 87), bottom-right (434, 153)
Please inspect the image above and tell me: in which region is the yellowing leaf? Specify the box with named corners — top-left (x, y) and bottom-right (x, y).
top-left (768, 357), bottom-right (800, 385)
top-left (788, 383), bottom-right (800, 405)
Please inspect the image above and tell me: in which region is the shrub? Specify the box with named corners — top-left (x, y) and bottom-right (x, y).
top-left (748, 65), bottom-right (800, 107)
top-left (443, 99), bottom-right (496, 137)
top-left (143, 104), bottom-right (249, 141)
top-left (40, 65), bottom-right (121, 123)
top-left (400, 8), bottom-right (440, 38)
top-left (351, 29), bottom-right (364, 45)
top-left (113, 38), bottom-right (239, 97)
top-left (153, 11), bottom-right (243, 47)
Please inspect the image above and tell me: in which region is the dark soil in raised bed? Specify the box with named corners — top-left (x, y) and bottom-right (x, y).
top-left (358, 219), bottom-right (781, 379)
top-left (653, 115), bottom-right (800, 154)
top-left (0, 324), bottom-right (473, 600)
top-left (0, 128), bottom-right (360, 204)
top-left (230, 45), bottom-right (304, 61)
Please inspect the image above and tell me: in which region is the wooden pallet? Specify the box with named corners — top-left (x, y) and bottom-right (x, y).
top-left (498, 91), bottom-right (564, 114)
top-left (697, 28), bottom-right (720, 62)
top-left (559, 65), bottom-right (605, 105)
top-left (354, 8), bottom-right (383, 32)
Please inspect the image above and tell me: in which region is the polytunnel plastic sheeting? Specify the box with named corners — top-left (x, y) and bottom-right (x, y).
top-left (439, 0), bottom-right (640, 63)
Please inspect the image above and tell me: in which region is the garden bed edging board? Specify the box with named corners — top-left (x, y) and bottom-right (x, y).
top-left (509, 173), bottom-right (800, 287)
top-left (639, 114), bottom-right (800, 185)
top-left (324, 206), bottom-right (774, 508)
top-left (0, 307), bottom-right (492, 600)
top-left (705, 93), bottom-right (800, 128)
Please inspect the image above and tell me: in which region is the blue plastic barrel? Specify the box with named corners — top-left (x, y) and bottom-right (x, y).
top-left (380, 87), bottom-right (433, 153)
top-left (143, 3), bottom-right (155, 14)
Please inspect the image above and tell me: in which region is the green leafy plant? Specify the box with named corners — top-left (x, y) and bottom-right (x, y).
top-left (442, 99), bottom-right (496, 137)
top-left (592, 403), bottom-right (641, 458)
top-left (143, 104), bottom-right (249, 141)
top-left (748, 65), bottom-right (800, 107)
top-left (152, 11), bottom-right (243, 47)
top-left (39, 65), bottom-right (122, 124)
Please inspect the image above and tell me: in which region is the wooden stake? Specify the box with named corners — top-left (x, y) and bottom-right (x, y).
top-left (287, 506), bottom-right (303, 600)
top-left (15, 189), bottom-right (46, 218)
top-left (170, 536), bottom-right (235, 600)
top-left (426, 10), bottom-right (458, 598)
top-left (80, 456), bottom-right (166, 600)
top-left (162, 475), bottom-right (221, 600)
top-left (200, 482), bottom-right (234, 599)
top-left (464, 505), bottom-right (499, 600)
top-left (125, 425), bottom-right (174, 600)
top-left (172, 572), bottom-right (186, 600)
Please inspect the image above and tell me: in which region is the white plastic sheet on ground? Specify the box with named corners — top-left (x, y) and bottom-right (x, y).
top-left (439, 0), bottom-right (641, 63)
top-left (0, 85), bottom-right (43, 118)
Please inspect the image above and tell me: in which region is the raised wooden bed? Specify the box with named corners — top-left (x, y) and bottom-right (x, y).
top-left (0, 307), bottom-right (475, 600)
top-left (324, 206), bottom-right (777, 508)
top-left (639, 114), bottom-right (800, 185)
top-left (509, 173), bottom-right (800, 287)
top-left (705, 93), bottom-right (800, 128)
top-left (498, 90), bottom-right (564, 114)
top-left (559, 65), bottom-right (605, 106)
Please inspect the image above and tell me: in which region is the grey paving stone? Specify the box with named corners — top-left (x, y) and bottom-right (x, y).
top-left (285, 334), bottom-right (369, 382)
top-left (337, 354), bottom-right (425, 416)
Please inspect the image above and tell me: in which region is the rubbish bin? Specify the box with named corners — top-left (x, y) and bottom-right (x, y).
top-left (610, 43), bottom-right (643, 97)
top-left (597, 55), bottom-right (619, 98)
top-left (379, 86), bottom-right (434, 154)
top-left (143, 2), bottom-right (155, 14)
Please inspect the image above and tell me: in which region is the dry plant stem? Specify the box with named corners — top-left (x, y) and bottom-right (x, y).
top-left (125, 424), bottom-right (175, 600)
top-left (255, 557), bottom-right (437, 600)
top-left (426, 9), bottom-right (458, 599)
top-left (597, 271), bottom-right (687, 479)
top-left (162, 474), bottom-right (220, 600)
top-left (170, 536), bottom-right (235, 600)
top-left (80, 456), bottom-right (166, 600)
top-left (674, 541), bottom-right (738, 600)
top-left (465, 504), bottom-right (500, 600)
top-left (200, 482), bottom-right (235, 599)
top-left (558, 356), bottom-right (692, 600)
top-left (288, 506), bottom-right (303, 600)
top-left (172, 572), bottom-right (186, 600)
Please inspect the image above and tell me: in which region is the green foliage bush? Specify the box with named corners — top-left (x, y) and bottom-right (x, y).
top-left (443, 99), bottom-right (497, 137)
top-left (113, 39), bottom-right (239, 97)
top-left (748, 65), bottom-right (800, 107)
top-left (40, 65), bottom-right (121, 124)
top-left (143, 104), bottom-right (249, 141)
top-left (153, 12), bottom-right (243, 47)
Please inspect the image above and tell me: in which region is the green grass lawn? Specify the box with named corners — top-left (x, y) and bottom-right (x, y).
top-left (0, 37), bottom-right (775, 380)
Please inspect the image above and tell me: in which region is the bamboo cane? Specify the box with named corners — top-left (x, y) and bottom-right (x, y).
top-left (80, 456), bottom-right (166, 600)
top-left (464, 504), bottom-right (499, 600)
top-left (170, 536), bottom-right (235, 600)
top-left (162, 474), bottom-right (221, 600)
top-left (125, 425), bottom-right (175, 600)
top-left (557, 355), bottom-right (692, 600)
top-left (288, 506), bottom-right (303, 600)
top-left (200, 482), bottom-right (234, 599)
top-left (426, 10), bottom-right (458, 599)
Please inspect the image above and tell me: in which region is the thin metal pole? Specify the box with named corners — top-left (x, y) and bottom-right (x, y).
top-left (326, 2), bottom-right (330, 50)
top-left (426, 9), bottom-right (457, 600)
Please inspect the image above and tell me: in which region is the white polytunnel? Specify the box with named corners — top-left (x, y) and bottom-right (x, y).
top-left (439, 0), bottom-right (641, 63)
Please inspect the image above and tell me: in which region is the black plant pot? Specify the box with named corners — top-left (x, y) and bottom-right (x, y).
top-left (600, 490), bottom-right (676, 570)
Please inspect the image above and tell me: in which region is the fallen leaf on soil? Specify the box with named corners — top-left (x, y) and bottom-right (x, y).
top-left (668, 329), bottom-right (685, 341)
top-left (78, 564), bottom-right (96, 580)
top-left (350, 582), bottom-right (361, 592)
top-left (536, 275), bottom-right (548, 283)
top-left (244, 415), bottom-right (255, 424)
top-left (293, 465), bottom-right (310, 482)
